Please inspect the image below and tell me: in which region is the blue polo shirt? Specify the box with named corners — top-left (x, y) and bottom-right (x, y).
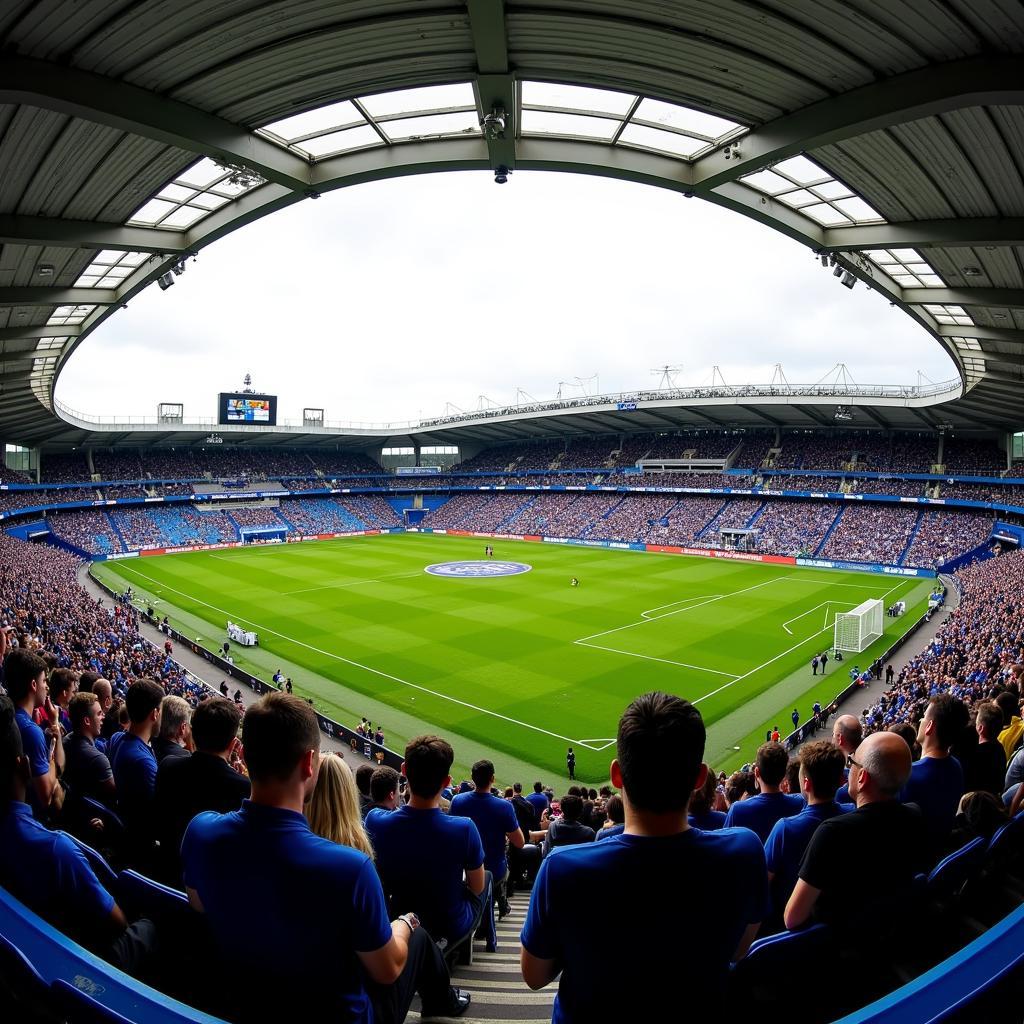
top-left (111, 733), bottom-right (157, 823)
top-left (595, 822), bottom-right (625, 842)
top-left (15, 707), bottom-right (50, 817)
top-left (182, 802), bottom-right (390, 1024)
top-left (765, 801), bottom-right (849, 911)
top-left (522, 828), bottom-right (768, 1022)
top-left (900, 755), bottom-right (964, 846)
top-left (688, 809), bottom-right (727, 831)
top-left (0, 801), bottom-right (114, 945)
top-left (526, 790), bottom-right (549, 824)
top-left (450, 789), bottom-right (520, 879)
top-left (366, 804), bottom-right (484, 942)
top-left (724, 792), bottom-right (804, 843)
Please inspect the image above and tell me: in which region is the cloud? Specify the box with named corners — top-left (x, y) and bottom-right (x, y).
top-left (56, 171), bottom-right (956, 426)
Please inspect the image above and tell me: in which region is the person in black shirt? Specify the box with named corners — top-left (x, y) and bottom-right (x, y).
top-left (785, 732), bottom-right (928, 933)
top-left (960, 701), bottom-right (1007, 797)
top-left (152, 695), bottom-right (192, 765)
top-left (566, 747), bottom-right (576, 781)
top-left (355, 762), bottom-right (375, 819)
top-left (541, 794), bottom-right (594, 856)
top-left (63, 691), bottom-right (116, 806)
top-left (153, 697), bottom-right (249, 885)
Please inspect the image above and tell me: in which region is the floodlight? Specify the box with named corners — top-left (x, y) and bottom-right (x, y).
top-left (494, 165), bottom-right (511, 184)
top-left (482, 107), bottom-right (507, 141)
top-left (157, 272), bottom-right (175, 291)
top-left (832, 265), bottom-right (844, 277)
top-left (171, 261), bottom-right (186, 276)
top-left (841, 271), bottom-right (856, 289)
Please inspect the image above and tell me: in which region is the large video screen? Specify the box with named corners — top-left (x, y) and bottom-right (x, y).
top-left (218, 393), bottom-right (278, 425)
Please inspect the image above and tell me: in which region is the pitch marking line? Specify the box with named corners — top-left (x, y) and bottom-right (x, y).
top-left (782, 601), bottom-right (855, 636)
top-left (574, 641), bottom-right (740, 679)
top-left (110, 562), bottom-right (610, 753)
top-left (641, 595), bottom-right (724, 619)
top-left (577, 738), bottom-right (616, 751)
top-left (692, 579), bottom-right (910, 707)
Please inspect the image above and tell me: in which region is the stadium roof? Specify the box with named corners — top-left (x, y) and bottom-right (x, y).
top-left (2, 0), bottom-right (1024, 448)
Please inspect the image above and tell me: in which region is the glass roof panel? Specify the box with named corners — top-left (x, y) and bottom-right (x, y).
top-left (800, 203), bottom-right (853, 226)
top-left (381, 111), bottom-right (480, 141)
top-left (128, 198), bottom-right (176, 225)
top-left (863, 249), bottom-right (898, 264)
top-left (360, 83), bottom-right (475, 118)
top-left (520, 109), bottom-right (617, 140)
top-left (916, 274), bottom-right (944, 287)
top-left (740, 170), bottom-right (792, 194)
top-left (773, 155), bottom-right (829, 185)
top-left (159, 205), bottom-right (208, 228)
top-left (299, 124), bottom-right (384, 157)
top-left (833, 196), bottom-right (883, 222)
top-left (186, 192), bottom-right (232, 211)
top-left (633, 98), bottom-right (740, 139)
top-left (889, 249), bottom-right (919, 262)
top-left (262, 100), bottom-right (361, 142)
top-left (811, 180), bottom-right (850, 200)
top-left (521, 81), bottom-right (636, 116)
top-left (121, 252), bottom-right (148, 267)
top-left (157, 183), bottom-right (196, 203)
top-left (776, 189), bottom-right (819, 208)
top-left (175, 158), bottom-right (227, 189)
top-left (617, 123), bottom-right (704, 158)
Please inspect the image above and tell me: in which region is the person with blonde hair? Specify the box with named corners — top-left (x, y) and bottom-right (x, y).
top-left (306, 752), bottom-right (374, 859)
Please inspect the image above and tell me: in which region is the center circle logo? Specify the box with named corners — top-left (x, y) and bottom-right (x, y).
top-left (425, 560), bottom-right (532, 578)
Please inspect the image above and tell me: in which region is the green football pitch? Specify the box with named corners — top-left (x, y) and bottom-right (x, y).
top-left (92, 534), bottom-right (932, 785)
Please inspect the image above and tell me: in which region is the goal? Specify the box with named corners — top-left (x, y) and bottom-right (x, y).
top-left (834, 598), bottom-right (883, 653)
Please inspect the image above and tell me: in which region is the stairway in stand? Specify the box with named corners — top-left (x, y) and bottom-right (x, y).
top-left (409, 889), bottom-right (556, 1022)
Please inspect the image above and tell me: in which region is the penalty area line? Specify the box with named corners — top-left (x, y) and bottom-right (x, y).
top-left (110, 561), bottom-right (610, 752)
top-left (574, 640), bottom-right (740, 679)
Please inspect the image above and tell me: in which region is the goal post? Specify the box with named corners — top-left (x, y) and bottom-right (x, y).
top-left (834, 598), bottom-right (884, 653)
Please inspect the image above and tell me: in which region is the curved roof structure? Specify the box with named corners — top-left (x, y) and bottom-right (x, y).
top-left (2, 0), bottom-right (1024, 448)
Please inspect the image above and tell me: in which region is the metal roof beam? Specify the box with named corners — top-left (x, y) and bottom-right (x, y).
top-left (825, 218), bottom-right (1024, 252)
top-left (466, 1), bottom-right (515, 170)
top-left (691, 56), bottom-right (1024, 190)
top-left (938, 324), bottom-right (1024, 345)
top-left (0, 326), bottom-right (79, 342)
top-left (0, 56), bottom-right (311, 193)
top-left (0, 287), bottom-right (117, 306)
top-left (0, 215), bottom-right (186, 255)
top-left (903, 287), bottom-right (1024, 309)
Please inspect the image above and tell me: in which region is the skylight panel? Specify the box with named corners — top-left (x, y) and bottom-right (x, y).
top-left (800, 203), bottom-right (852, 226)
top-left (833, 196), bottom-right (883, 222)
top-left (520, 109), bottom-right (617, 140)
top-left (262, 100), bottom-right (361, 142)
top-left (360, 83), bottom-right (475, 119)
top-left (129, 199), bottom-right (176, 225)
top-left (740, 170), bottom-right (792, 194)
top-left (521, 81), bottom-right (636, 116)
top-left (157, 183), bottom-right (197, 203)
top-left (47, 305), bottom-right (95, 326)
top-left (299, 124), bottom-right (383, 157)
top-left (618, 123), bottom-right (705, 158)
top-left (774, 155), bottom-right (829, 185)
top-left (864, 249), bottom-right (943, 287)
top-left (381, 111), bottom-right (480, 141)
top-left (924, 304), bottom-right (973, 326)
top-left (176, 159), bottom-right (228, 189)
top-left (810, 180), bottom-right (850, 200)
top-left (777, 189), bottom-right (820, 208)
top-left (633, 98), bottom-right (740, 139)
top-left (74, 251), bottom-right (149, 288)
top-left (159, 206), bottom-right (208, 229)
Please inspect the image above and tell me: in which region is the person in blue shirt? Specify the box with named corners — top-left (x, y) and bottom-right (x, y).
top-left (366, 735), bottom-right (491, 951)
top-left (4, 648), bottom-right (64, 819)
top-left (900, 693), bottom-right (967, 852)
top-left (526, 781), bottom-right (549, 827)
top-left (182, 692), bottom-right (469, 1023)
top-left (521, 692), bottom-right (767, 1022)
top-left (110, 677), bottom-right (163, 860)
top-left (0, 695), bottom-right (153, 972)
top-left (724, 742), bottom-right (804, 842)
top-left (450, 759), bottom-right (524, 922)
top-left (686, 769), bottom-right (727, 832)
top-left (765, 740), bottom-right (849, 926)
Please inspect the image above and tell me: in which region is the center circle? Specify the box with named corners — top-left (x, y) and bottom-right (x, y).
top-left (424, 560), bottom-right (533, 578)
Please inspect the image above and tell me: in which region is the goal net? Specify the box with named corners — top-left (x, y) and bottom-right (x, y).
top-left (834, 598), bottom-right (884, 653)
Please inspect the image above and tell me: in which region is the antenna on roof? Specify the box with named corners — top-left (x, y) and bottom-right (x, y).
top-left (917, 370), bottom-right (936, 388)
top-left (515, 387), bottom-right (538, 405)
top-left (708, 365), bottom-right (728, 388)
top-left (477, 395), bottom-right (498, 410)
top-left (242, 373), bottom-right (254, 394)
top-left (770, 363), bottom-right (789, 387)
top-left (444, 401), bottom-right (465, 416)
top-left (651, 365), bottom-right (683, 389)
top-left (816, 363), bottom-right (857, 388)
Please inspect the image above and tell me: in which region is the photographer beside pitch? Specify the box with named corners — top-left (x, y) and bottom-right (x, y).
top-left (520, 692), bottom-right (767, 1020)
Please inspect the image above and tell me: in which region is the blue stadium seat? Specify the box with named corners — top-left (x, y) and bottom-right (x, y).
top-left (52, 979), bottom-right (133, 1024)
top-left (927, 837), bottom-right (987, 899)
top-left (986, 812), bottom-right (1024, 872)
top-left (115, 870), bottom-right (190, 924)
top-left (0, 930), bottom-right (51, 1016)
top-left (60, 832), bottom-right (119, 892)
top-left (0, 886), bottom-right (225, 1024)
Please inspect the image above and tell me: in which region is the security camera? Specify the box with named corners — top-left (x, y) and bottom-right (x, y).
top-left (482, 109), bottom-right (507, 140)
top-left (494, 165), bottom-right (510, 184)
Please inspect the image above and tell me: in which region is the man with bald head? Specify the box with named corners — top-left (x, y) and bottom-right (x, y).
top-left (784, 731), bottom-right (928, 931)
top-left (831, 714), bottom-right (862, 803)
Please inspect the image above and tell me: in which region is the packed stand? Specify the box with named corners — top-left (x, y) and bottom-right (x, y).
top-left (903, 511), bottom-right (994, 569)
top-left (91, 450), bottom-right (145, 480)
top-left (228, 507), bottom-right (289, 531)
top-left (885, 436), bottom-right (941, 472)
top-left (342, 495), bottom-right (402, 528)
top-left (46, 510), bottom-right (125, 556)
top-left (752, 501), bottom-right (841, 557)
top-left (943, 438), bottom-right (1006, 475)
top-left (277, 497), bottom-right (368, 534)
top-left (585, 494), bottom-right (681, 543)
top-left (38, 452), bottom-right (91, 483)
top-left (645, 497), bottom-right (725, 544)
top-left (820, 505), bottom-right (920, 564)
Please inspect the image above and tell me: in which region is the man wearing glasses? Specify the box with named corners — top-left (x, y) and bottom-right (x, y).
top-left (784, 731), bottom-right (928, 932)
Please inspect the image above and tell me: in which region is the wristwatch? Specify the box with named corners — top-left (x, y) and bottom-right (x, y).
top-left (398, 913), bottom-right (419, 933)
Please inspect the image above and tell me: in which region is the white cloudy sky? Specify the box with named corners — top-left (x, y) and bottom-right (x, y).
top-left (57, 170), bottom-right (956, 427)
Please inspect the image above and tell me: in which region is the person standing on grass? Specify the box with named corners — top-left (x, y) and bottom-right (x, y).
top-left (820, 651), bottom-right (828, 674)
top-left (811, 655), bottom-right (819, 676)
top-left (791, 708), bottom-right (800, 731)
top-left (566, 747), bottom-right (576, 781)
